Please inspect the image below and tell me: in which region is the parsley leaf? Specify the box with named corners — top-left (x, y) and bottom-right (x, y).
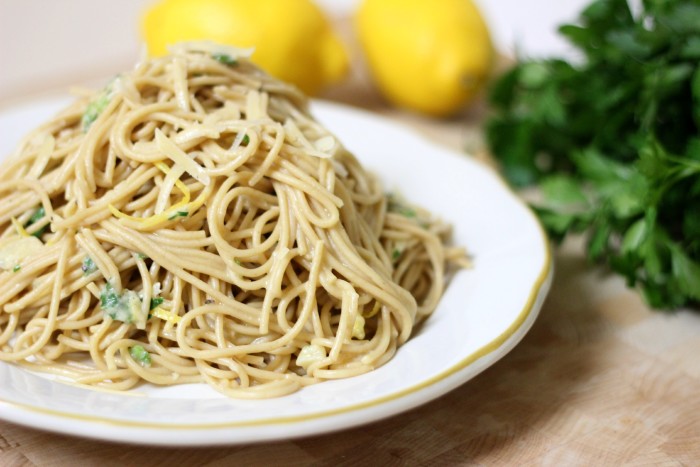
top-left (486, 0), bottom-right (700, 310)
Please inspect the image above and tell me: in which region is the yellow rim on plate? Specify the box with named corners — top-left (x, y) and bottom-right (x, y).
top-left (0, 97), bottom-right (553, 433)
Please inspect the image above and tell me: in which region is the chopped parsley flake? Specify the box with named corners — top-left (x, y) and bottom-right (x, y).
top-left (100, 282), bottom-right (121, 309)
top-left (392, 249), bottom-right (402, 261)
top-left (81, 257), bottom-right (97, 275)
top-left (242, 134), bottom-right (250, 145)
top-left (81, 91), bottom-right (111, 132)
top-left (168, 210), bottom-right (188, 221)
top-left (99, 282), bottom-right (147, 328)
top-left (28, 206), bottom-right (45, 224)
top-left (387, 194), bottom-right (417, 218)
top-left (26, 206), bottom-right (47, 238)
top-left (12, 264), bottom-right (21, 273)
top-left (149, 297), bottom-right (164, 310)
top-left (212, 53), bottom-right (237, 66)
top-left (129, 345), bottom-right (152, 367)
top-left (393, 205), bottom-right (416, 218)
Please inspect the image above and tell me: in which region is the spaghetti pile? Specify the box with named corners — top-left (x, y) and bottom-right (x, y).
top-left (0, 43), bottom-right (467, 398)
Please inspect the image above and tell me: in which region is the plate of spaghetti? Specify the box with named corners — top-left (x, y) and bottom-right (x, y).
top-left (0, 43), bottom-right (551, 445)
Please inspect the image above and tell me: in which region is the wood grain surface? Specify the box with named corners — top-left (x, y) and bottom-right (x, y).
top-left (2, 236), bottom-right (699, 466)
top-left (2, 36), bottom-right (700, 467)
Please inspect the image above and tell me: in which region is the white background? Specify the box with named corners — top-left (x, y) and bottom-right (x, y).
top-left (0, 0), bottom-right (589, 103)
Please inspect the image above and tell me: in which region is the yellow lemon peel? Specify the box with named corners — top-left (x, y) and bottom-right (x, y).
top-left (356, 0), bottom-right (494, 116)
top-left (142, 0), bottom-right (348, 95)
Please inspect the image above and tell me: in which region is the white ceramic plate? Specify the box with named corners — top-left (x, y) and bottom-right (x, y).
top-left (0, 97), bottom-right (552, 446)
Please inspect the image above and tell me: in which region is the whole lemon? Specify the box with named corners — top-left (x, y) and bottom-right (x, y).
top-left (142, 0), bottom-right (349, 95)
top-left (356, 0), bottom-right (493, 116)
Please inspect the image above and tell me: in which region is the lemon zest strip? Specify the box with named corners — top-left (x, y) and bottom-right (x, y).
top-left (11, 217), bottom-right (30, 238)
top-left (108, 161), bottom-right (198, 227)
top-left (151, 307), bottom-right (182, 324)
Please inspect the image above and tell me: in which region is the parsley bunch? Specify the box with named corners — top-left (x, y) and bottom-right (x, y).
top-left (486, 0), bottom-right (700, 309)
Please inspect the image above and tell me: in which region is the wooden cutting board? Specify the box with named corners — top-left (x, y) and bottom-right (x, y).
top-left (1, 112), bottom-right (699, 465)
top-left (2, 239), bottom-right (700, 465)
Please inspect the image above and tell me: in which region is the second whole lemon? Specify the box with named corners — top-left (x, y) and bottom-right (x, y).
top-left (356, 0), bottom-right (493, 117)
top-left (142, 0), bottom-right (349, 95)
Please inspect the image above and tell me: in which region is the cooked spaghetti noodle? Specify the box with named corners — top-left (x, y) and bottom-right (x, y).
top-left (0, 43), bottom-right (467, 398)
